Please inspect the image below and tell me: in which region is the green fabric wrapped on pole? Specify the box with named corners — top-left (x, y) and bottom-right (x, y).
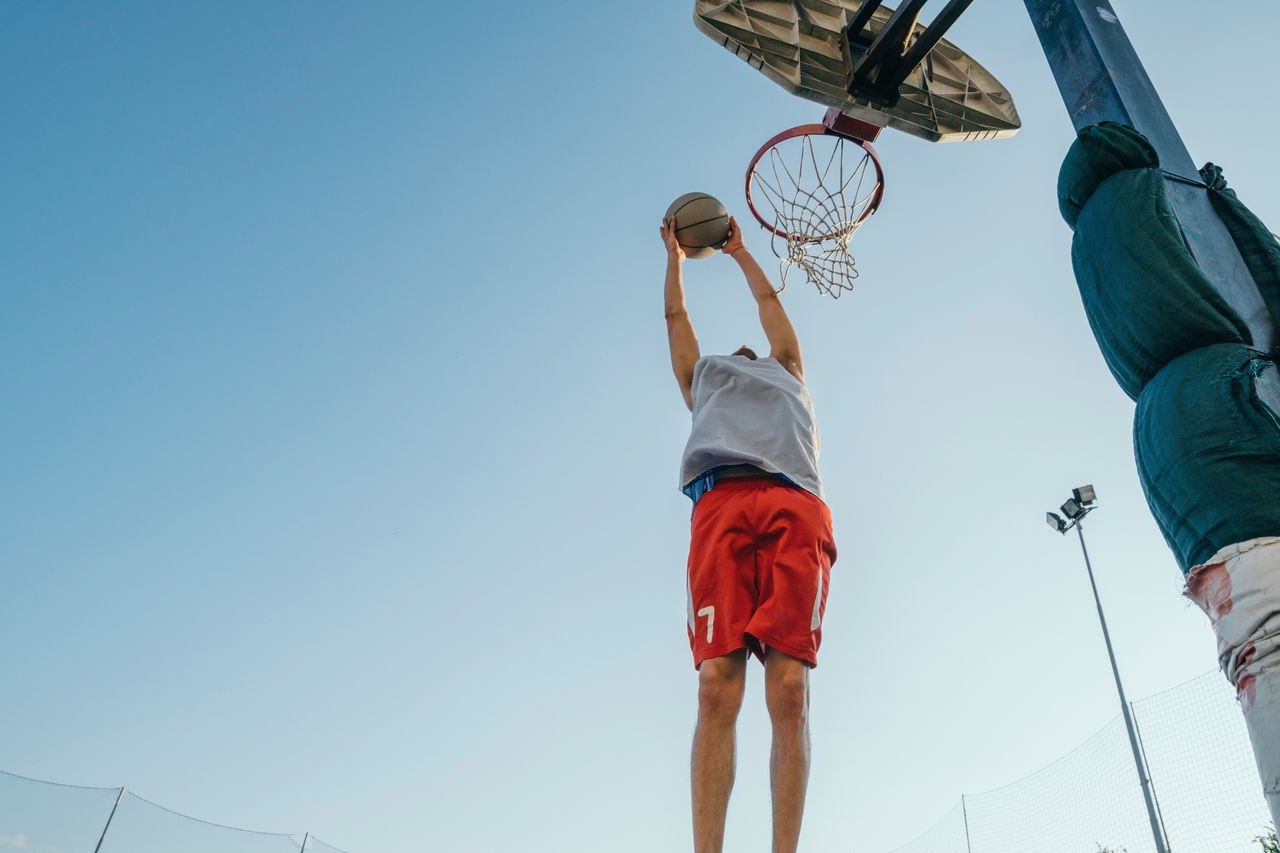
top-left (1134, 343), bottom-right (1280, 573)
top-left (1060, 123), bottom-right (1249, 400)
top-left (1058, 121), bottom-right (1159, 229)
top-left (1202, 163), bottom-right (1280, 329)
top-left (1059, 122), bottom-right (1280, 571)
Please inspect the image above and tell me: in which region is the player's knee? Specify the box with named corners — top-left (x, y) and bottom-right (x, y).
top-left (765, 666), bottom-right (809, 725)
top-left (697, 661), bottom-right (746, 721)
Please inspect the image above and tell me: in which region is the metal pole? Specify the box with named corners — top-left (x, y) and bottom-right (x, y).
top-left (1075, 521), bottom-right (1170, 853)
top-left (1021, 0), bottom-right (1275, 353)
top-left (1129, 698), bottom-right (1173, 847)
top-left (961, 793), bottom-right (973, 853)
top-left (92, 787), bottom-right (125, 853)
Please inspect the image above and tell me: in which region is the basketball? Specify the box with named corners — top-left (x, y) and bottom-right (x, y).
top-left (665, 192), bottom-right (730, 259)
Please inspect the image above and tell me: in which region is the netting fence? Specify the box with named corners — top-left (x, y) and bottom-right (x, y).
top-left (0, 671), bottom-right (1269, 852)
top-left (882, 670), bottom-right (1273, 853)
top-left (0, 770), bottom-right (347, 853)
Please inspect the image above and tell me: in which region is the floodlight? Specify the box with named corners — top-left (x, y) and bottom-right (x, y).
top-left (1042, 478), bottom-right (1162, 853)
top-left (1073, 484), bottom-right (1097, 505)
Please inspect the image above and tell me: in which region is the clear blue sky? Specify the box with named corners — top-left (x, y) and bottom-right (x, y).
top-left (3, 1), bottom-right (1278, 851)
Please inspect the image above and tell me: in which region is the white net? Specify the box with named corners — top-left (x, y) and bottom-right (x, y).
top-left (748, 132), bottom-right (883, 298)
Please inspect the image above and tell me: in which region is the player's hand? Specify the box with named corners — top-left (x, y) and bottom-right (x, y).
top-left (660, 217), bottom-right (686, 262)
top-left (721, 216), bottom-right (746, 257)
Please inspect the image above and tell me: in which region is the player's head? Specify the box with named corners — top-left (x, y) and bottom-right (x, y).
top-left (731, 345), bottom-right (758, 360)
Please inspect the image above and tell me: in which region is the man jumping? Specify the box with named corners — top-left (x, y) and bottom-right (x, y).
top-left (661, 214), bottom-right (837, 853)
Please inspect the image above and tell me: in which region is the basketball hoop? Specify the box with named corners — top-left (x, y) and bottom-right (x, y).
top-left (746, 109), bottom-right (885, 298)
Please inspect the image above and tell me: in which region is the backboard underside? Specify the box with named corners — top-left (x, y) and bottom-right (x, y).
top-left (694, 0), bottom-right (1020, 143)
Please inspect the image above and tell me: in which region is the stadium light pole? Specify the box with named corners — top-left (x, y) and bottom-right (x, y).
top-left (1046, 485), bottom-right (1169, 853)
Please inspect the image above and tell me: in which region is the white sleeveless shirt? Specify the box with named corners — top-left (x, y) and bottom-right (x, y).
top-left (679, 355), bottom-right (824, 500)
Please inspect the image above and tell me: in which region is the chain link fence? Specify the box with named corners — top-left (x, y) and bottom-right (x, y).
top-left (0, 770), bottom-right (347, 853)
top-left (883, 671), bottom-right (1272, 853)
top-left (0, 671), bottom-right (1268, 852)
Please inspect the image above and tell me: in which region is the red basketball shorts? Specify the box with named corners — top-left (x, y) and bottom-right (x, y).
top-left (686, 477), bottom-right (836, 669)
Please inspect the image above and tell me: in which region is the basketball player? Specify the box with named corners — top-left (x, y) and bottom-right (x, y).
top-left (661, 214), bottom-right (837, 853)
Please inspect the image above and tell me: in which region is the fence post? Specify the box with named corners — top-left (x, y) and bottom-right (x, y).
top-left (91, 787), bottom-right (125, 853)
top-left (1130, 700), bottom-right (1173, 850)
top-left (962, 794), bottom-right (973, 853)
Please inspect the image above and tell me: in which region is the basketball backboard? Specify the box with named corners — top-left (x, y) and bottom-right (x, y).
top-left (694, 0), bottom-right (1020, 143)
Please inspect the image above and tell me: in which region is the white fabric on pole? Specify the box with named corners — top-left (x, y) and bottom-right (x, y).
top-left (1185, 535), bottom-right (1280, 826)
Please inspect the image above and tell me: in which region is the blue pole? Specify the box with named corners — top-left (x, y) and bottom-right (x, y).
top-left (1022, 0), bottom-right (1275, 353)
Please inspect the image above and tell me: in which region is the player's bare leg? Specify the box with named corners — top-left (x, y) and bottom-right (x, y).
top-left (765, 649), bottom-right (811, 853)
top-left (691, 649), bottom-right (748, 853)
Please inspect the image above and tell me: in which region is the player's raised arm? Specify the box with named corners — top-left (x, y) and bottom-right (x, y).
top-left (662, 217), bottom-right (700, 410)
top-left (721, 217), bottom-right (803, 382)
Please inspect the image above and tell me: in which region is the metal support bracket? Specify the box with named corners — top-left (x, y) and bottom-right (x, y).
top-left (844, 0), bottom-right (976, 108)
